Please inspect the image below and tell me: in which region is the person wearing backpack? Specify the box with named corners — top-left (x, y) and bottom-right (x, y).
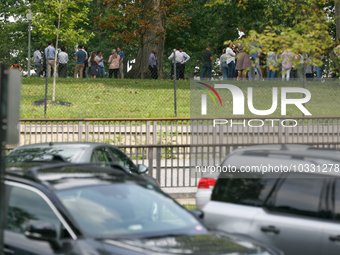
top-left (10, 60), bottom-right (22, 71)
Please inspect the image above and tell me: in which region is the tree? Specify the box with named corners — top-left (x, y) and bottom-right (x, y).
top-left (31, 0), bottom-right (93, 101)
top-left (0, 0), bottom-right (37, 68)
top-left (207, 0), bottom-right (337, 73)
top-left (164, 0), bottom-right (242, 78)
top-left (96, 0), bottom-right (191, 78)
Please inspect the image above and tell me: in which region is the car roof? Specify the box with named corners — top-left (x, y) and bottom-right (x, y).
top-left (222, 145), bottom-right (340, 177)
top-left (8, 142), bottom-right (118, 151)
top-left (201, 144), bottom-right (329, 179)
top-left (5, 163), bottom-right (147, 191)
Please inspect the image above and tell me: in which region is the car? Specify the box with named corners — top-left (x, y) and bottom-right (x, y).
top-left (3, 163), bottom-right (284, 255)
top-left (202, 145), bottom-right (340, 255)
top-left (5, 142), bottom-right (158, 187)
top-left (195, 144), bottom-right (313, 209)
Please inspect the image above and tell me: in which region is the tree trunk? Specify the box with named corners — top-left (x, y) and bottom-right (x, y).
top-left (126, 0), bottom-right (166, 79)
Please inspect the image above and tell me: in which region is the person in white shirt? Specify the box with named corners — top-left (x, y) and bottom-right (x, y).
top-left (58, 46), bottom-right (69, 78)
top-left (33, 46), bottom-right (42, 77)
top-left (179, 47), bottom-right (190, 80)
top-left (168, 47), bottom-right (184, 80)
top-left (225, 41), bottom-right (236, 79)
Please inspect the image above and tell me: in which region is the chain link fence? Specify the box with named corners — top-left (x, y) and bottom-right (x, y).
top-left (12, 45), bottom-right (340, 119)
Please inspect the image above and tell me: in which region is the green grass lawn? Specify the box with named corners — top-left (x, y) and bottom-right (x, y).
top-left (20, 78), bottom-right (340, 119)
top-left (21, 78), bottom-right (190, 119)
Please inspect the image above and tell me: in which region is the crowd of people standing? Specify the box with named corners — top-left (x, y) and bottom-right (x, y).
top-left (11, 39), bottom-right (328, 80)
top-left (31, 42), bottom-right (126, 79)
top-left (201, 36), bottom-right (327, 81)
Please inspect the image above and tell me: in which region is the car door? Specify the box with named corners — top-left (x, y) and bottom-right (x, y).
top-left (204, 176), bottom-right (278, 234)
top-left (4, 182), bottom-right (76, 255)
top-left (249, 174), bottom-right (326, 255)
top-left (321, 178), bottom-right (340, 255)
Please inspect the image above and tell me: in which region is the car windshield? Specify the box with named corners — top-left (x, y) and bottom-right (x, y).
top-left (56, 183), bottom-right (206, 238)
top-left (6, 147), bottom-right (85, 163)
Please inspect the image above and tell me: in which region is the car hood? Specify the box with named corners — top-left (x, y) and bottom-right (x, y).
top-left (99, 231), bottom-right (278, 255)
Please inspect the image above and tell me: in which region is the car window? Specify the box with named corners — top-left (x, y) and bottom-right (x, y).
top-left (269, 175), bottom-right (324, 218)
top-left (6, 186), bottom-right (63, 238)
top-left (211, 176), bottom-right (277, 207)
top-left (109, 147), bottom-right (137, 173)
top-left (95, 147), bottom-right (114, 164)
top-left (335, 179), bottom-right (340, 221)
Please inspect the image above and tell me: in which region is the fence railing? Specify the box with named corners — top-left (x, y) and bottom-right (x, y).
top-left (15, 117), bottom-right (340, 147)
top-left (6, 142), bottom-right (340, 188)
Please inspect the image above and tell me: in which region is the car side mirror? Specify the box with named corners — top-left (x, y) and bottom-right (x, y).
top-left (25, 222), bottom-right (60, 249)
top-left (137, 164), bottom-right (148, 174)
top-left (190, 210), bottom-right (204, 219)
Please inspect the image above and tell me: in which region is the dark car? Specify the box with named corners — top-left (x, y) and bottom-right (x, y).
top-left (3, 163), bottom-right (283, 255)
top-left (5, 142), bottom-right (157, 186)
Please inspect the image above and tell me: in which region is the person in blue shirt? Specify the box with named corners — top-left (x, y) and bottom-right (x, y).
top-left (74, 45), bottom-right (87, 78)
top-left (117, 46), bottom-right (125, 79)
top-left (44, 41), bottom-right (56, 78)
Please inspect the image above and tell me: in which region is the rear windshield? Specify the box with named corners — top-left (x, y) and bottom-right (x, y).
top-left (6, 147), bottom-right (85, 163)
top-left (211, 176), bottom-right (278, 207)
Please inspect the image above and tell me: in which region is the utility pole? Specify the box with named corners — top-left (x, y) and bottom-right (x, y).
top-left (0, 64), bottom-right (8, 255)
top-left (0, 64), bottom-right (21, 254)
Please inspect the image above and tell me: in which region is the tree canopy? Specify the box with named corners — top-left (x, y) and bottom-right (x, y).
top-left (2, 0), bottom-right (340, 76)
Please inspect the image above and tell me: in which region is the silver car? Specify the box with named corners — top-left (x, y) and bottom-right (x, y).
top-left (203, 145), bottom-right (340, 255)
top-left (6, 142), bottom-right (158, 186)
top-left (195, 144), bottom-right (313, 209)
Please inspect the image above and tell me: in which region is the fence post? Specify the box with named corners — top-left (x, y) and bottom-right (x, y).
top-left (173, 49), bottom-right (177, 117)
top-left (148, 146), bottom-right (154, 178)
top-left (44, 48), bottom-right (49, 118)
top-left (146, 120), bottom-right (150, 159)
top-left (153, 120), bottom-right (157, 158)
top-left (78, 121), bottom-right (82, 142)
top-left (85, 121), bottom-right (89, 142)
top-left (156, 147), bottom-right (161, 185)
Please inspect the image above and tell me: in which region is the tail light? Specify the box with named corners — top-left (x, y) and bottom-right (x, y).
top-left (198, 178), bottom-right (216, 189)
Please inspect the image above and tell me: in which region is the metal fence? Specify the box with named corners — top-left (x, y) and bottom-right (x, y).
top-left (15, 117), bottom-right (340, 147)
top-left (5, 117), bottom-right (340, 189)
